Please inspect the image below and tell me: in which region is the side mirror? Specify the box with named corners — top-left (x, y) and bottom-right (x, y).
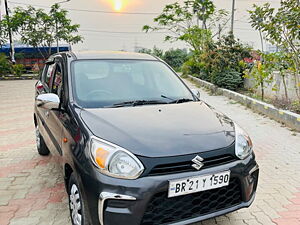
top-left (36, 93), bottom-right (60, 110)
top-left (191, 89), bottom-right (200, 99)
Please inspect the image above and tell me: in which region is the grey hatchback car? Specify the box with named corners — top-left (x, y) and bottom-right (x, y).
top-left (34, 51), bottom-right (259, 225)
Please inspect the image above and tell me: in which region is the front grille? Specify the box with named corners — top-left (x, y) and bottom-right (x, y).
top-left (141, 177), bottom-right (241, 225)
top-left (149, 154), bottom-right (235, 176)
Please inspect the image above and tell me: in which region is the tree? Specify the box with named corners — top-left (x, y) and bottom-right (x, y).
top-left (138, 48), bottom-right (152, 55)
top-left (0, 53), bottom-right (11, 75)
top-left (7, 4), bottom-right (83, 59)
top-left (192, 0), bottom-right (215, 29)
top-left (244, 53), bottom-right (274, 101)
top-left (138, 47), bottom-right (188, 71)
top-left (179, 27), bottom-right (212, 56)
top-left (138, 46), bottom-right (164, 58)
top-left (267, 52), bottom-right (292, 101)
top-left (143, 0), bottom-right (229, 53)
top-left (50, 4), bottom-right (82, 47)
top-left (0, 20), bottom-right (8, 47)
top-left (249, 0), bottom-right (300, 100)
top-left (9, 6), bottom-right (55, 58)
top-left (152, 46), bottom-right (164, 59)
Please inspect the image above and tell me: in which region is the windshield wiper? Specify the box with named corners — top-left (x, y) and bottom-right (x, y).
top-left (171, 98), bottom-right (194, 104)
top-left (106, 100), bottom-right (168, 108)
top-left (161, 95), bottom-right (194, 104)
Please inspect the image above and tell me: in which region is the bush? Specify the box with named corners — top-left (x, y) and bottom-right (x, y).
top-left (0, 54), bottom-right (11, 75)
top-left (182, 57), bottom-right (201, 76)
top-left (212, 70), bottom-right (243, 90)
top-left (182, 34), bottom-right (251, 91)
top-left (12, 64), bottom-right (25, 76)
top-left (139, 47), bottom-right (188, 71)
top-left (163, 48), bottom-right (188, 71)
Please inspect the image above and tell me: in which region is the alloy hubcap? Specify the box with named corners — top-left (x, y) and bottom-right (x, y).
top-left (35, 126), bottom-right (40, 149)
top-left (69, 184), bottom-right (82, 225)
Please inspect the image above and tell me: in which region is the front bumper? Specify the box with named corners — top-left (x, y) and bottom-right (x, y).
top-left (79, 154), bottom-right (259, 225)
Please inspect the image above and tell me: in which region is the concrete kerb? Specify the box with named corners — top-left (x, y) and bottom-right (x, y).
top-left (188, 75), bottom-right (300, 132)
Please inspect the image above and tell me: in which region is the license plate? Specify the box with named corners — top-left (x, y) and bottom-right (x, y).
top-left (168, 171), bottom-right (230, 198)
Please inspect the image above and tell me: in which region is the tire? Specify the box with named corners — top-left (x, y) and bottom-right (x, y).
top-left (35, 125), bottom-right (50, 156)
top-left (68, 173), bottom-right (90, 225)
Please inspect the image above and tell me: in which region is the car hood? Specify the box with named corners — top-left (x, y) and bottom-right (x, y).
top-left (80, 102), bottom-right (235, 157)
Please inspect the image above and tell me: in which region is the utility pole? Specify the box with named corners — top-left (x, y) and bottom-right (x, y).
top-left (200, 0), bottom-right (206, 29)
top-left (218, 24), bottom-right (221, 40)
top-left (4, 0), bottom-right (15, 63)
top-left (230, 0), bottom-right (236, 34)
top-left (0, 0), bottom-right (3, 20)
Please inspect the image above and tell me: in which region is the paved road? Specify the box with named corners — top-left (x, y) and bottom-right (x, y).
top-left (0, 80), bottom-right (299, 225)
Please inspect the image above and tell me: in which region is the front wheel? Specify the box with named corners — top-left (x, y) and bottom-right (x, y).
top-left (68, 173), bottom-right (90, 225)
top-left (35, 125), bottom-right (50, 156)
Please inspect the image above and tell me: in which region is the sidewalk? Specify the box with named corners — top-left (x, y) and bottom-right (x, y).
top-left (0, 79), bottom-right (299, 225)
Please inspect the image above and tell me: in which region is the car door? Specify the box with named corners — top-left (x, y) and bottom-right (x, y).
top-left (35, 61), bottom-right (57, 153)
top-left (46, 57), bottom-right (65, 156)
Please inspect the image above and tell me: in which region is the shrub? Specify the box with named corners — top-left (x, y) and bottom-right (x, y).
top-left (12, 64), bottom-right (25, 76)
top-left (212, 70), bottom-right (243, 90)
top-left (0, 54), bottom-right (11, 75)
top-left (291, 101), bottom-right (300, 114)
top-left (182, 34), bottom-right (251, 91)
top-left (272, 98), bottom-right (300, 114)
top-left (182, 57), bottom-right (201, 76)
top-left (139, 47), bottom-right (188, 71)
top-left (163, 48), bottom-right (188, 71)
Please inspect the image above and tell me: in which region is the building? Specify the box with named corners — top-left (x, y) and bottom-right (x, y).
top-left (265, 43), bottom-right (278, 53)
top-left (0, 44), bottom-right (70, 72)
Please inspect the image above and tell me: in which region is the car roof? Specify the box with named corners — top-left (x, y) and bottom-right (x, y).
top-left (69, 51), bottom-right (158, 61)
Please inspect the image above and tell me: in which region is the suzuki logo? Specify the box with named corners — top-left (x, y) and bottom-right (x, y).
top-left (192, 155), bottom-right (204, 170)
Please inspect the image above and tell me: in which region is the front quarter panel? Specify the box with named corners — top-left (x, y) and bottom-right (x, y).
top-left (60, 104), bottom-right (101, 225)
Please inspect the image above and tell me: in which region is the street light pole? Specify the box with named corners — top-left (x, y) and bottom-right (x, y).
top-left (4, 0), bottom-right (15, 63)
top-left (55, 0), bottom-right (70, 53)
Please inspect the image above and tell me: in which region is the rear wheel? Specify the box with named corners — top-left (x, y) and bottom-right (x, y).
top-left (35, 125), bottom-right (50, 156)
top-left (68, 173), bottom-right (90, 225)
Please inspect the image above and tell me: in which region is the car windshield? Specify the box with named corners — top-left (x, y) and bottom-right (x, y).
top-left (72, 59), bottom-right (194, 108)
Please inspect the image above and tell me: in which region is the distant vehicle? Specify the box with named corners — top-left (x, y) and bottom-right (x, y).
top-left (34, 51), bottom-right (259, 225)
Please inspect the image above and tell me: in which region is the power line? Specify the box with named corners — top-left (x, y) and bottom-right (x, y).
top-left (79, 29), bottom-right (167, 35)
top-left (235, 27), bottom-right (255, 31)
top-left (230, 0), bottom-right (279, 2)
top-left (235, 20), bottom-right (249, 24)
top-left (8, 1), bottom-right (159, 15)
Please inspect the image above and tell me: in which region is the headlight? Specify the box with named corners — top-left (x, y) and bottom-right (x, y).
top-left (89, 137), bottom-right (144, 179)
top-left (234, 123), bottom-right (253, 159)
